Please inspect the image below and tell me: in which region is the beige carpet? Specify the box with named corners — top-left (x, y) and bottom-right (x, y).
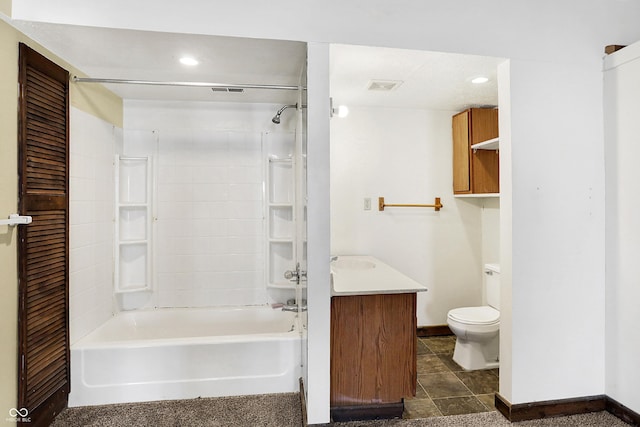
top-left (51, 393), bottom-right (628, 427)
top-left (51, 393), bottom-right (303, 427)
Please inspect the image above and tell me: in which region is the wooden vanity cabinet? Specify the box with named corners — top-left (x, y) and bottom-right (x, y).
top-left (330, 293), bottom-right (417, 421)
top-left (452, 108), bottom-right (499, 194)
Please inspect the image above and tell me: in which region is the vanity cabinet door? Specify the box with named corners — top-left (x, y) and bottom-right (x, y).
top-left (330, 293), bottom-right (417, 407)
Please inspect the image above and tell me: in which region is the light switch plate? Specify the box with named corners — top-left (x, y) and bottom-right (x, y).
top-left (364, 198), bottom-right (371, 210)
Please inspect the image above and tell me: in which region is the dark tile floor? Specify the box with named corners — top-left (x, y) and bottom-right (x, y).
top-left (404, 335), bottom-right (499, 419)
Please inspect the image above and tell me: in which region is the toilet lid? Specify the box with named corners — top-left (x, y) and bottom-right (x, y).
top-left (448, 306), bottom-right (499, 325)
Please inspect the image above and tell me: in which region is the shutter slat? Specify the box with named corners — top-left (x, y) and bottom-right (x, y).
top-left (25, 232), bottom-right (65, 244)
top-left (27, 318), bottom-right (66, 346)
top-left (26, 247), bottom-right (65, 261)
top-left (27, 326), bottom-right (66, 354)
top-left (27, 157), bottom-right (66, 173)
top-left (25, 149), bottom-right (66, 165)
top-left (27, 67), bottom-right (65, 95)
top-left (26, 100), bottom-right (66, 127)
top-left (27, 262), bottom-right (66, 278)
top-left (27, 68), bottom-right (65, 96)
top-left (27, 131), bottom-right (67, 151)
top-left (26, 88), bottom-right (66, 113)
top-left (25, 274), bottom-right (65, 288)
top-left (26, 116), bottom-right (65, 135)
top-left (28, 156), bottom-right (66, 169)
top-left (27, 345), bottom-right (65, 380)
top-left (29, 358), bottom-right (66, 394)
top-left (29, 360), bottom-right (66, 403)
top-left (25, 78), bottom-right (65, 105)
top-left (27, 121), bottom-right (67, 144)
top-left (27, 372), bottom-right (66, 410)
top-left (26, 291), bottom-right (65, 315)
top-left (26, 325), bottom-right (66, 356)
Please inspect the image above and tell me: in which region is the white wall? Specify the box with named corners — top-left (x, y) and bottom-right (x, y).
top-left (604, 41), bottom-right (640, 413)
top-left (481, 198), bottom-right (500, 266)
top-left (497, 60), bottom-right (513, 402)
top-left (11, 1), bottom-right (640, 422)
top-left (330, 106), bottom-right (487, 325)
top-left (69, 107), bottom-right (120, 343)
top-left (305, 41), bottom-right (331, 424)
top-left (508, 58), bottom-right (605, 403)
top-left (123, 100), bottom-right (297, 309)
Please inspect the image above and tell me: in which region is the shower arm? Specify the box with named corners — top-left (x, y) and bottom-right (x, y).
top-left (272, 104), bottom-right (307, 124)
top-left (276, 104), bottom-right (297, 115)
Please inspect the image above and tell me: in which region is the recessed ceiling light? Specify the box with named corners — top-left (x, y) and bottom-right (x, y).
top-left (179, 57), bottom-right (199, 66)
top-left (471, 76), bottom-right (489, 84)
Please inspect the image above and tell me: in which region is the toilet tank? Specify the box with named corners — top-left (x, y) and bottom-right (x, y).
top-left (484, 264), bottom-right (500, 310)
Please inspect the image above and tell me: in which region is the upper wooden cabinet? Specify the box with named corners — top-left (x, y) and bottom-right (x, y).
top-left (452, 108), bottom-right (499, 195)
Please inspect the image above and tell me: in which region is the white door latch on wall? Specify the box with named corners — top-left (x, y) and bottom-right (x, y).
top-left (0, 214), bottom-right (33, 226)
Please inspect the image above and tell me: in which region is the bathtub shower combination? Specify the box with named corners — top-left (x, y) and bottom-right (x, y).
top-left (69, 307), bottom-right (302, 407)
top-left (69, 101), bottom-right (307, 406)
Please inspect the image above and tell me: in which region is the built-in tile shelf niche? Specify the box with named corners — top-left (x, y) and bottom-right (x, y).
top-left (114, 155), bottom-right (153, 293)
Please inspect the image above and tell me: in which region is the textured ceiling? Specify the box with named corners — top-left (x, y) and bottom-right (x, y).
top-left (12, 20), bottom-right (503, 110)
top-left (331, 44), bottom-right (503, 112)
top-left (12, 21), bottom-right (307, 104)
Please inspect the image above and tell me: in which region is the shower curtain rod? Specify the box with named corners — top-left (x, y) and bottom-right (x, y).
top-left (72, 76), bottom-right (304, 91)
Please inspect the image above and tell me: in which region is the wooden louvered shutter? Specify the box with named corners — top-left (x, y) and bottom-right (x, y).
top-left (17, 43), bottom-right (70, 427)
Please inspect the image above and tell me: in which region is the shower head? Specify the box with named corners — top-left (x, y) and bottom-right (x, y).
top-left (272, 104), bottom-right (297, 124)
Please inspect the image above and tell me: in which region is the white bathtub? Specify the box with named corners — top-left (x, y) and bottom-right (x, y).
top-left (68, 306), bottom-right (302, 407)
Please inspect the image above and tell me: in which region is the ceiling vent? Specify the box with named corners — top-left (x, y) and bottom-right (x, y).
top-left (211, 87), bottom-right (244, 93)
top-left (367, 80), bottom-right (403, 91)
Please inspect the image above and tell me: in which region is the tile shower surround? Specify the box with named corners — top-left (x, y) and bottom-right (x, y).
top-left (154, 130), bottom-right (267, 308)
top-left (404, 335), bottom-right (499, 419)
top-left (69, 108), bottom-right (120, 344)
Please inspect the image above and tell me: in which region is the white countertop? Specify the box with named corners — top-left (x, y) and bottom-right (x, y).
top-left (330, 255), bottom-right (428, 296)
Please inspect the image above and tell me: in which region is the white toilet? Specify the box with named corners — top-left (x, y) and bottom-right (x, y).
top-left (447, 264), bottom-right (500, 371)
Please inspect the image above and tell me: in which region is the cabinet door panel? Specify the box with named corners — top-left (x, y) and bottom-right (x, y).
top-left (330, 293), bottom-right (417, 406)
top-left (452, 111), bottom-right (471, 194)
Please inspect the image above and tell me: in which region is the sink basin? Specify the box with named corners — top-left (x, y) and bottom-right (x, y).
top-left (330, 255), bottom-right (427, 296)
top-left (331, 259), bottom-right (376, 270)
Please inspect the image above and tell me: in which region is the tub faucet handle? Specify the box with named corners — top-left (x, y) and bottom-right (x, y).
top-left (284, 262), bottom-right (306, 284)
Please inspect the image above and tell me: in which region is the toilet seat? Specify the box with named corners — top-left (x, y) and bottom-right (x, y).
top-left (447, 306), bottom-right (499, 325)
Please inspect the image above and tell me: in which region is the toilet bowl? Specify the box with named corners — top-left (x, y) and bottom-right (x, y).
top-left (447, 264), bottom-right (500, 370)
